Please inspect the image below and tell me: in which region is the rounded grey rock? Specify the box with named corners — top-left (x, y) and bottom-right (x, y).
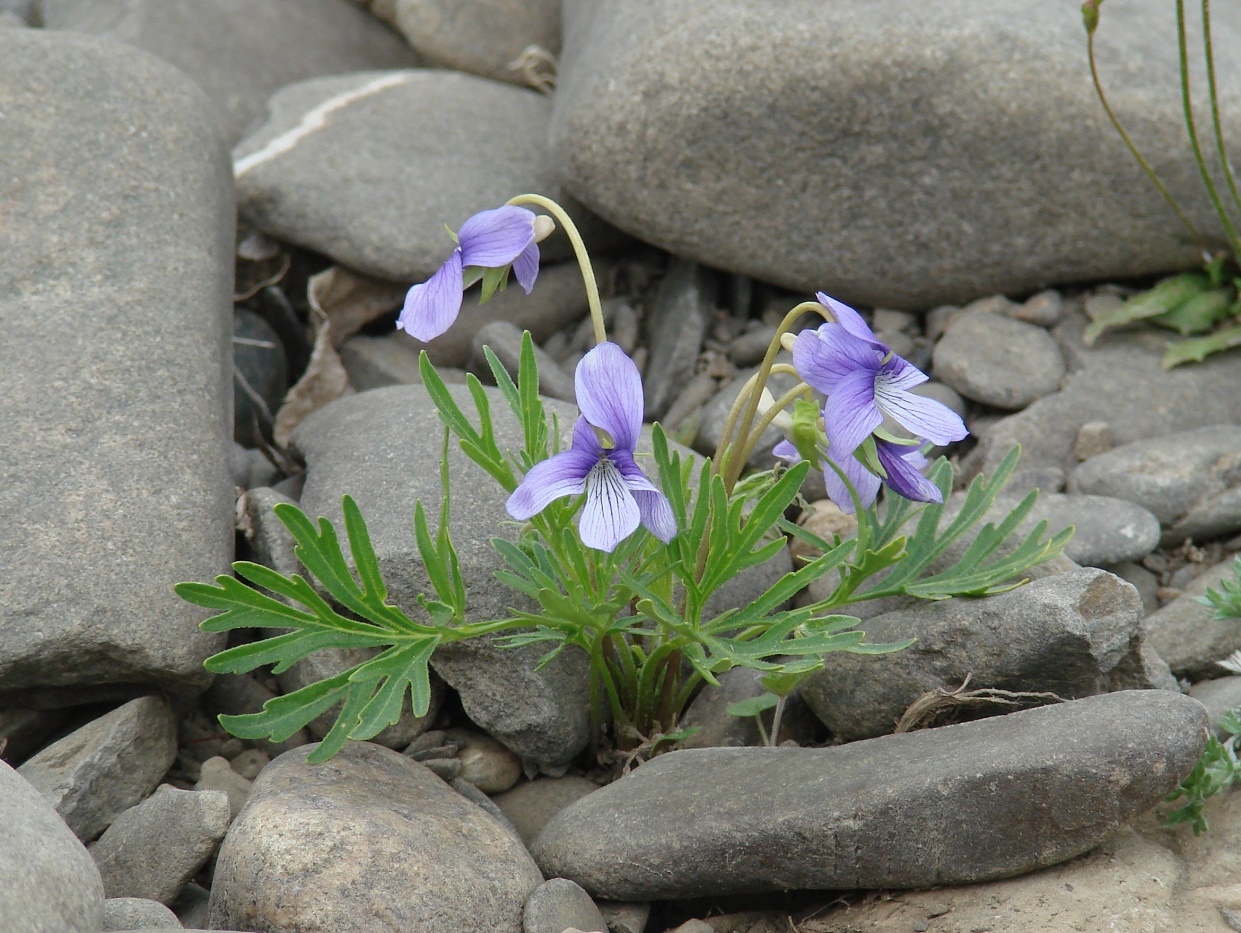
top-left (932, 311), bottom-right (1065, 409)
top-left (102, 897), bottom-right (181, 931)
top-left (523, 878), bottom-right (607, 933)
top-left (532, 691), bottom-right (1207, 899)
top-left (208, 742), bottom-right (543, 933)
top-left (0, 761), bottom-right (104, 933)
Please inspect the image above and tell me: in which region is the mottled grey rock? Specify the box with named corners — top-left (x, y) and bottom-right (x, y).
top-left (532, 691), bottom-right (1207, 899)
top-left (802, 568), bottom-right (1159, 741)
top-left (642, 259), bottom-right (712, 420)
top-left (552, 0), bottom-right (1241, 308)
top-left (932, 311), bottom-right (1065, 409)
top-left (598, 902), bottom-right (650, 933)
top-left (473, 320), bottom-right (576, 403)
top-left (1070, 425), bottom-right (1241, 545)
top-left (0, 30), bottom-right (233, 704)
top-left (209, 742), bottom-right (543, 933)
top-left (444, 727), bottom-right (523, 794)
top-left (102, 897), bottom-right (181, 931)
top-left (1189, 676), bottom-right (1241, 737)
top-left (392, 0), bottom-right (559, 87)
top-left (1013, 290), bottom-right (1066, 328)
top-left (1032, 493), bottom-right (1162, 567)
top-left (0, 707), bottom-right (68, 764)
top-left (90, 786), bottom-right (231, 904)
top-left (340, 332), bottom-right (426, 391)
top-left (234, 70), bottom-right (607, 283)
top-left (193, 757), bottom-right (252, 820)
top-left (42, 0), bottom-right (418, 143)
top-left (967, 313), bottom-right (1241, 492)
top-left (0, 760), bottom-right (104, 933)
top-left (523, 878), bottom-right (607, 933)
top-left (1145, 560), bottom-right (1240, 680)
top-left (17, 697), bottom-right (178, 841)
top-left (493, 775), bottom-right (599, 848)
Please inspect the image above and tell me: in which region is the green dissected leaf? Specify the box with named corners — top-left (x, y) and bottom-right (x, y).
top-left (348, 637), bottom-right (440, 740)
top-left (204, 628), bottom-right (385, 675)
top-left (218, 670), bottom-right (354, 743)
top-left (1162, 324), bottom-right (1241, 368)
top-left (1149, 286), bottom-right (1234, 335)
top-left (483, 344), bottom-right (522, 421)
top-left (1082, 272), bottom-right (1210, 346)
top-left (518, 330), bottom-right (549, 463)
top-left (726, 694), bottom-right (779, 718)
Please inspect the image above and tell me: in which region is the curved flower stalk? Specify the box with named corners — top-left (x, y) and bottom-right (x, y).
top-left (507, 341), bottom-right (676, 551)
top-left (397, 205), bottom-right (556, 342)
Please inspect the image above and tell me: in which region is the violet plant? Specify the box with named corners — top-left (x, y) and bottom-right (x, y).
top-left (1081, 0), bottom-right (1241, 366)
top-left (178, 195), bottom-right (1069, 763)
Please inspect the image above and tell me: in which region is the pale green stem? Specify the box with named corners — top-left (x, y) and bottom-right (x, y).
top-left (715, 301), bottom-right (829, 492)
top-left (1201, 0), bottom-right (1241, 242)
top-left (1086, 23), bottom-right (1205, 247)
top-left (506, 193), bottom-right (607, 345)
top-left (1176, 0), bottom-right (1241, 258)
top-left (737, 378), bottom-right (814, 468)
top-left (769, 696), bottom-right (787, 747)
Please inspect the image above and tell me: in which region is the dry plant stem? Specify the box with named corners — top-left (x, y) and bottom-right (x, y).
top-left (1086, 22), bottom-right (1205, 248)
top-left (716, 301), bottom-right (828, 493)
top-left (1176, 0), bottom-right (1241, 258)
top-left (506, 193), bottom-right (607, 345)
top-left (1200, 0), bottom-right (1241, 225)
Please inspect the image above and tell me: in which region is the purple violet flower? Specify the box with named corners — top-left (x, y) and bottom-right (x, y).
top-left (792, 292), bottom-right (968, 460)
top-left (773, 437), bottom-right (940, 514)
top-left (506, 342), bottom-right (676, 552)
top-left (396, 205), bottom-right (543, 342)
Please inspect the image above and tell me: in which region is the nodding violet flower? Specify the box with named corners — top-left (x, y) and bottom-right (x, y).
top-left (506, 342), bottom-right (676, 552)
top-left (793, 292), bottom-right (968, 461)
top-left (773, 436), bottom-right (939, 514)
top-left (396, 205), bottom-right (555, 343)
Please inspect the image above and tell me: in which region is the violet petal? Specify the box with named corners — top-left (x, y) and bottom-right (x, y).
top-left (458, 205), bottom-right (535, 268)
top-left (575, 342), bottom-right (644, 451)
top-left (396, 250), bottom-right (465, 342)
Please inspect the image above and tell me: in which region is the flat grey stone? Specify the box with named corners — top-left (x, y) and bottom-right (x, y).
top-left (492, 775), bottom-right (599, 848)
top-left (17, 697), bottom-right (178, 842)
top-left (1032, 493), bottom-right (1162, 567)
top-left (208, 742), bottom-right (543, 933)
top-left (1144, 560), bottom-right (1241, 680)
top-left (473, 320), bottom-right (576, 403)
top-left (1070, 425), bottom-right (1241, 545)
top-left (967, 313), bottom-right (1241, 493)
top-left (392, 0), bottom-right (559, 87)
top-left (523, 878), bottom-right (607, 933)
top-left (0, 29), bottom-right (233, 704)
top-left (641, 259), bottom-right (712, 420)
top-left (531, 691), bottom-right (1207, 899)
top-left (102, 897), bottom-right (182, 931)
top-left (42, 0), bottom-right (418, 143)
top-left (801, 568), bottom-right (1162, 742)
top-left (552, 0), bottom-right (1241, 308)
top-left (932, 310), bottom-right (1065, 409)
top-left (0, 761), bottom-right (104, 933)
top-left (90, 786), bottom-right (231, 904)
top-left (234, 69), bottom-right (608, 283)
top-left (1188, 676), bottom-right (1241, 737)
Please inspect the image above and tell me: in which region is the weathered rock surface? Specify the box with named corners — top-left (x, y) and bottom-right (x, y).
top-left (234, 69), bottom-right (609, 283)
top-left (967, 313), bottom-right (1241, 492)
top-left (17, 697), bottom-right (179, 842)
top-left (931, 310), bottom-right (1065, 409)
top-left (1070, 425), bottom-right (1241, 544)
top-left (801, 568), bottom-right (1165, 741)
top-left (90, 786), bottom-right (231, 903)
top-left (552, 0), bottom-right (1241, 308)
top-left (0, 29), bottom-right (234, 704)
top-left (42, 0), bottom-right (419, 143)
top-left (1144, 560), bottom-right (1241, 680)
top-left (208, 742), bottom-right (543, 933)
top-left (391, 0), bottom-right (559, 87)
top-left (0, 760), bottom-right (104, 933)
top-left (532, 691), bottom-right (1207, 899)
